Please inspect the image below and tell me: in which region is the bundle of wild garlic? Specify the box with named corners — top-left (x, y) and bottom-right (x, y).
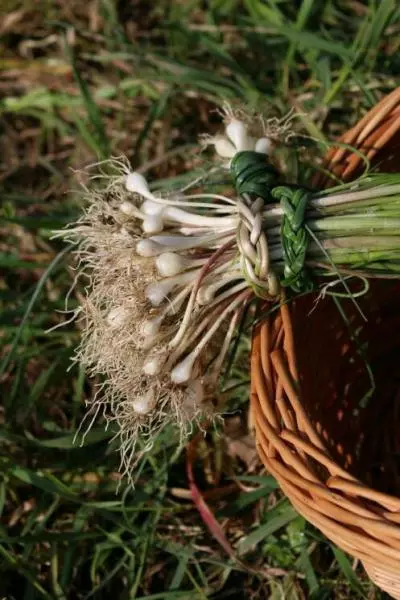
top-left (60, 107), bottom-right (400, 478)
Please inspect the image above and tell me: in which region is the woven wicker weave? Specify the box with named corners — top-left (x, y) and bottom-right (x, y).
top-left (251, 87), bottom-right (400, 598)
top-left (314, 86), bottom-right (400, 186)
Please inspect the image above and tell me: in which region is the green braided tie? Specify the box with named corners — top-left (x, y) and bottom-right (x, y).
top-left (271, 186), bottom-right (313, 293)
top-left (230, 151), bottom-right (279, 201)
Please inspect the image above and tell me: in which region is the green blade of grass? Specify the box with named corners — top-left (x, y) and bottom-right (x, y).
top-left (238, 502), bottom-right (298, 553)
top-left (296, 546), bottom-right (319, 595)
top-left (0, 545), bottom-right (53, 600)
top-left (0, 246), bottom-right (71, 376)
top-left (331, 546), bottom-right (367, 599)
top-left (65, 42), bottom-right (110, 159)
top-left (25, 426), bottom-right (114, 448)
top-left (281, 0), bottom-right (315, 96)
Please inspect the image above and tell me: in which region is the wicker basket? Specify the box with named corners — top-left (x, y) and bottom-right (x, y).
top-left (313, 86), bottom-right (400, 186)
top-left (251, 87), bottom-right (400, 598)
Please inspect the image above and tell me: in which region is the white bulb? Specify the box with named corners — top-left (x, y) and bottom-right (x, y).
top-left (255, 137), bottom-right (273, 155)
top-left (156, 252), bottom-right (185, 277)
top-left (196, 285), bottom-right (211, 306)
top-left (106, 306), bottom-right (129, 329)
top-left (140, 316), bottom-right (163, 338)
top-left (125, 172), bottom-right (151, 196)
top-left (119, 201), bottom-right (137, 216)
top-left (142, 215), bottom-right (164, 234)
top-left (226, 119), bottom-right (249, 151)
top-left (170, 353), bottom-right (195, 384)
top-left (136, 239), bottom-right (164, 257)
top-left (143, 355), bottom-right (165, 376)
top-left (141, 200), bottom-right (164, 216)
top-left (197, 283), bottom-right (217, 305)
top-left (213, 135), bottom-right (236, 158)
top-left (145, 280), bottom-right (175, 306)
top-left (131, 390), bottom-right (156, 415)
top-left (142, 336), bottom-right (158, 350)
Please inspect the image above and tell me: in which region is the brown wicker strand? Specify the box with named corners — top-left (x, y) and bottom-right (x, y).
top-left (251, 87), bottom-right (400, 598)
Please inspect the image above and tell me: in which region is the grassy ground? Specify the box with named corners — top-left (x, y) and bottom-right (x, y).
top-left (1, 1), bottom-right (399, 598)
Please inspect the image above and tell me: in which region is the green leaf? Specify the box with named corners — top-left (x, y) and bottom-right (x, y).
top-left (6, 463), bottom-right (78, 499)
top-left (0, 545), bottom-right (53, 599)
top-left (223, 481), bottom-right (278, 515)
top-left (296, 546), bottom-right (319, 595)
top-left (24, 426), bottom-right (114, 449)
top-left (65, 43), bottom-right (110, 159)
top-left (331, 546), bottom-right (367, 598)
top-left (238, 502), bottom-right (298, 553)
top-left (0, 246), bottom-right (70, 376)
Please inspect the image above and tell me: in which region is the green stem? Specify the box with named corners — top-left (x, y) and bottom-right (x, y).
top-left (309, 216), bottom-right (400, 236)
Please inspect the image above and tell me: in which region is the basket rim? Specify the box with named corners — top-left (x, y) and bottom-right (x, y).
top-left (313, 85), bottom-right (400, 187)
top-left (251, 87), bottom-right (400, 597)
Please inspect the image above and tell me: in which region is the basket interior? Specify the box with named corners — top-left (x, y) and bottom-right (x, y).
top-left (290, 280), bottom-right (400, 496)
top-left (373, 129), bottom-right (400, 173)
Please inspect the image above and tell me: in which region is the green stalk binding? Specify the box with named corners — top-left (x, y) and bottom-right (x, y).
top-left (271, 186), bottom-right (313, 293)
top-left (230, 151), bottom-right (279, 201)
top-left (231, 150), bottom-right (313, 294)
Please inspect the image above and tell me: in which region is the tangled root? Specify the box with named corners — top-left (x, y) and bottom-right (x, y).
top-left (61, 161), bottom-right (221, 481)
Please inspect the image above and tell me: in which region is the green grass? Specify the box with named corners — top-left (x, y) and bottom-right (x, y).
top-left (0, 1), bottom-right (398, 598)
